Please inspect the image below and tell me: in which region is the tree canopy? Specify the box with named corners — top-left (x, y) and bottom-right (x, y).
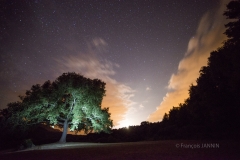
top-left (0, 72), bottom-right (113, 143)
top-left (223, 0), bottom-right (240, 43)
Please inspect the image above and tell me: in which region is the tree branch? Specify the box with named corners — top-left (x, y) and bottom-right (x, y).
top-left (57, 121), bottom-right (64, 125)
top-left (58, 117), bottom-right (66, 121)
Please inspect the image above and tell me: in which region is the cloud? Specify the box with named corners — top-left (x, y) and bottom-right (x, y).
top-left (146, 87), bottom-right (151, 91)
top-left (55, 38), bottom-right (135, 127)
top-left (139, 104), bottom-right (144, 109)
top-left (148, 0), bottom-right (230, 122)
top-left (89, 37), bottom-right (109, 53)
top-left (92, 38), bottom-right (108, 47)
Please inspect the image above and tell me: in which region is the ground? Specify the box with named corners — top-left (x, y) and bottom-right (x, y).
top-left (0, 140), bottom-right (239, 159)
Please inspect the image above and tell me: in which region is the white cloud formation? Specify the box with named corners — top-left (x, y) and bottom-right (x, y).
top-left (148, 0), bottom-right (230, 122)
top-left (54, 38), bottom-right (136, 127)
top-left (146, 87), bottom-right (151, 91)
top-left (92, 38), bottom-right (108, 47)
top-left (139, 104), bottom-right (144, 109)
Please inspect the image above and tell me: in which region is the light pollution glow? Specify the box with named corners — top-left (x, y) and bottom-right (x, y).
top-left (148, 0), bottom-right (230, 122)
top-left (55, 0), bottom-right (230, 128)
top-left (2, 1), bottom-right (230, 130)
top-left (54, 39), bottom-right (136, 128)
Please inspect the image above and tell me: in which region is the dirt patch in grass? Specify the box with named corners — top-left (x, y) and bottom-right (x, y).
top-left (0, 140), bottom-right (239, 160)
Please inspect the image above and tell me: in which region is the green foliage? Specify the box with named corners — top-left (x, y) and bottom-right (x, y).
top-left (1, 72), bottom-right (113, 140)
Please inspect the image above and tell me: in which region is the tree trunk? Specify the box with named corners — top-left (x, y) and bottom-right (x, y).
top-left (59, 119), bottom-right (68, 143)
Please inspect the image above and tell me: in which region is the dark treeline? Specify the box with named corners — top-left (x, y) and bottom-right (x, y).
top-left (159, 0), bottom-right (240, 140)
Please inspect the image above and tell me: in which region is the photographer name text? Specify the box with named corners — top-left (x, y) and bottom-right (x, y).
top-left (176, 143), bottom-right (220, 149)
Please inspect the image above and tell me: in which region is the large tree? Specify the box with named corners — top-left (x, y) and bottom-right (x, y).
top-left (0, 72), bottom-right (113, 143)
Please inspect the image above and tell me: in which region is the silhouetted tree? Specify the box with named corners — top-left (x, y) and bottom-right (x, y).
top-left (140, 121), bottom-right (150, 126)
top-left (162, 113), bottom-right (169, 123)
top-left (223, 0), bottom-right (240, 44)
top-left (161, 0), bottom-right (240, 139)
top-left (0, 72), bottom-right (113, 143)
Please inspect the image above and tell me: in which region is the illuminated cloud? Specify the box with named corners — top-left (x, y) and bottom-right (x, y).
top-left (92, 38), bottom-right (108, 47)
top-left (146, 87), bottom-right (151, 91)
top-left (139, 104), bottom-right (144, 109)
top-left (55, 38), bottom-right (135, 127)
top-left (148, 0), bottom-right (230, 122)
top-left (89, 37), bottom-right (109, 53)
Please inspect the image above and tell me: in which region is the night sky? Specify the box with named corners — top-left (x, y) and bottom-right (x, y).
top-left (0, 0), bottom-right (230, 128)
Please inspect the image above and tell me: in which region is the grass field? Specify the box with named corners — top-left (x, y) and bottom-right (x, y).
top-left (0, 140), bottom-right (239, 160)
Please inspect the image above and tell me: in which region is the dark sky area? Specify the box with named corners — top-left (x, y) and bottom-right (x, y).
top-left (1, 0), bottom-right (227, 128)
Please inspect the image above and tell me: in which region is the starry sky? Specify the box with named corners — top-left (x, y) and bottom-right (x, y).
top-left (0, 0), bottom-right (230, 128)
